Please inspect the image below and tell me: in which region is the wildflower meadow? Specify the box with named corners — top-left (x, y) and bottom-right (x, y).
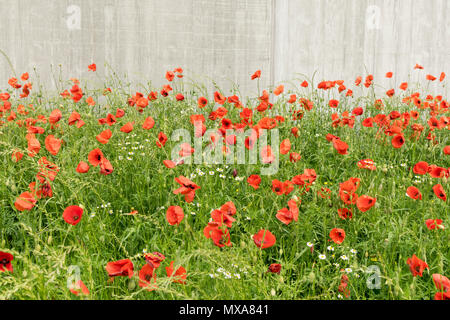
top-left (0, 64), bottom-right (449, 301)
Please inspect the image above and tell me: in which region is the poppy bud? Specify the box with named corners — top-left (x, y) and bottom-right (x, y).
top-left (232, 169), bottom-right (238, 177)
top-left (128, 279), bottom-right (136, 290)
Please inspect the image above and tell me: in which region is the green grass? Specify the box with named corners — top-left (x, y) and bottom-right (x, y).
top-left (0, 67), bottom-right (448, 300)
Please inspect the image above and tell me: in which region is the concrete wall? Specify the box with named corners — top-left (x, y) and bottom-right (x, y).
top-left (0, 0), bottom-right (449, 98)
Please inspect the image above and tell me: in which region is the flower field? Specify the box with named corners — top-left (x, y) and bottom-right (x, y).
top-left (0, 65), bottom-right (449, 300)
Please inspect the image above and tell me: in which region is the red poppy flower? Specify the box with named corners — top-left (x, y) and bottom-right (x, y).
top-left (261, 145), bottom-right (275, 163)
top-left (413, 161), bottom-right (429, 175)
top-left (14, 191), bottom-right (37, 211)
top-left (76, 161), bottom-right (90, 173)
top-left (86, 96), bottom-right (95, 106)
top-left (276, 199), bottom-right (299, 225)
top-left (0, 251), bottom-right (14, 273)
top-left (406, 254), bottom-right (428, 277)
top-left (106, 113), bottom-right (116, 126)
top-left (36, 157), bottom-right (59, 183)
top-left (142, 116), bottom-right (155, 130)
top-left (432, 184), bottom-right (447, 201)
top-left (220, 201), bottom-right (236, 216)
top-left (425, 219), bottom-right (444, 230)
top-left (178, 143), bottom-right (194, 157)
top-left (156, 132), bottom-right (168, 148)
top-left (63, 205), bottom-right (83, 226)
top-left (27, 136), bottom-right (41, 157)
top-left (173, 176), bottom-right (200, 203)
top-left (106, 259), bottom-right (134, 279)
top-left (197, 96), bottom-right (208, 108)
top-left (337, 274), bottom-right (350, 297)
top-left (49, 109), bottom-right (62, 124)
top-left (271, 179), bottom-right (284, 195)
top-left (432, 274), bottom-right (450, 300)
top-left (391, 134), bottom-right (405, 148)
top-left (289, 152), bottom-right (301, 163)
top-left (251, 70), bottom-right (261, 80)
top-left (280, 139), bottom-right (291, 155)
top-left (399, 82), bottom-right (408, 90)
top-left (386, 89), bottom-right (395, 97)
top-left (361, 117), bottom-right (373, 127)
top-left (338, 208), bottom-right (353, 220)
top-left (166, 261), bottom-right (187, 284)
top-left (69, 280), bottom-right (90, 296)
top-left (163, 160), bottom-right (176, 168)
top-left (138, 264), bottom-right (157, 291)
top-left (165, 71), bottom-right (175, 82)
top-left (211, 209), bottom-right (236, 228)
top-left (247, 174), bottom-right (261, 190)
top-left (428, 165), bottom-right (448, 179)
top-left (273, 85), bottom-right (284, 96)
top-left (144, 252), bottom-right (166, 269)
top-left (291, 127), bottom-right (299, 137)
top-left (426, 74), bottom-right (436, 81)
top-left (99, 157), bottom-right (114, 175)
top-left (11, 150), bottom-right (23, 162)
top-left (166, 206), bottom-right (184, 226)
top-left (329, 99), bottom-right (339, 108)
top-left (214, 91), bottom-right (226, 105)
top-left (332, 138), bottom-right (349, 155)
top-left (329, 228), bottom-right (346, 244)
top-left (96, 129), bottom-right (112, 144)
top-left (406, 186), bottom-right (422, 200)
top-left (317, 187), bottom-right (331, 199)
top-left (88, 148), bottom-right (104, 167)
top-left (252, 229), bottom-right (276, 249)
top-left (88, 63), bottom-right (96, 72)
top-left (68, 111), bottom-right (81, 126)
top-left (203, 223), bottom-right (232, 248)
top-left (288, 94), bottom-right (297, 103)
top-left (120, 122), bottom-right (134, 133)
top-left (351, 107), bottom-right (363, 116)
top-left (356, 195), bottom-right (376, 212)
top-left (444, 146), bottom-right (450, 155)
top-left (357, 159), bottom-right (376, 171)
top-left (268, 263), bottom-right (282, 274)
top-left (115, 108), bottom-right (125, 118)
